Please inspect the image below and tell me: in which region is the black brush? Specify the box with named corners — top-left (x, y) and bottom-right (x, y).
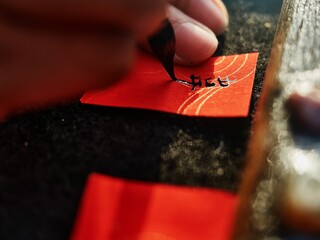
top-left (148, 19), bottom-right (177, 80)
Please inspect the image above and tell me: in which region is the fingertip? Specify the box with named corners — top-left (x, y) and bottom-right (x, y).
top-left (174, 22), bottom-right (218, 65)
top-left (187, 0), bottom-right (229, 35)
top-left (212, 0), bottom-right (229, 33)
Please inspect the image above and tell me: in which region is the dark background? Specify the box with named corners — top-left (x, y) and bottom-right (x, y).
top-left (0, 1), bottom-right (282, 239)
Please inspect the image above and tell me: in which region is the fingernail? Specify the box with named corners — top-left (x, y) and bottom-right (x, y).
top-left (174, 22), bottom-right (218, 65)
top-left (212, 0), bottom-right (229, 25)
top-left (189, 0), bottom-right (229, 35)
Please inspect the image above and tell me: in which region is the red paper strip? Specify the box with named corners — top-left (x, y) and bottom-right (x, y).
top-left (81, 51), bottom-right (258, 117)
top-left (70, 173), bottom-right (237, 240)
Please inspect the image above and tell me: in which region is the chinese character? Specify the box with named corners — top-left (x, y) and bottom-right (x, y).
top-left (189, 74), bottom-right (202, 90)
top-left (174, 74), bottom-right (234, 91)
top-left (205, 77), bottom-right (216, 87)
top-left (217, 77), bottom-right (229, 87)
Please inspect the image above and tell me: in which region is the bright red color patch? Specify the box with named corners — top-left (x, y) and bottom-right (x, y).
top-left (81, 51), bottom-right (258, 117)
top-left (70, 174), bottom-right (238, 240)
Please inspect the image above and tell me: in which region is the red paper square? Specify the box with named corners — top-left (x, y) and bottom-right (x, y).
top-left (81, 51), bottom-right (258, 117)
top-left (70, 173), bottom-right (237, 240)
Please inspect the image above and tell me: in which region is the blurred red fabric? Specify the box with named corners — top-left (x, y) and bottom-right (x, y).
top-left (70, 173), bottom-right (237, 240)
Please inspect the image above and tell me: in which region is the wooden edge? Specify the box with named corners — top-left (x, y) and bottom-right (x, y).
top-left (232, 1), bottom-right (294, 238)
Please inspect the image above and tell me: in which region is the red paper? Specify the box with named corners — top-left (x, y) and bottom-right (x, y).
top-left (81, 51), bottom-right (258, 117)
top-left (70, 173), bottom-right (237, 240)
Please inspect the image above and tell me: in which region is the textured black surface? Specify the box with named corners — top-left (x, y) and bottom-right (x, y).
top-left (0, 1), bottom-right (282, 239)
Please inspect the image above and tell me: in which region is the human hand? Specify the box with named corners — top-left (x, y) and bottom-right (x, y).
top-left (0, 0), bottom-right (228, 119)
top-left (0, 0), bottom-right (166, 119)
top-left (167, 0), bottom-right (228, 65)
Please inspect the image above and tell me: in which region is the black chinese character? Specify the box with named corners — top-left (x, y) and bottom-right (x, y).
top-left (217, 77), bottom-right (229, 87)
top-left (205, 77), bottom-right (216, 87)
top-left (189, 74), bottom-right (202, 90)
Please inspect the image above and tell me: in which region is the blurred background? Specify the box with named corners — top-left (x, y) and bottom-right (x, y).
top-left (0, 1), bottom-right (282, 239)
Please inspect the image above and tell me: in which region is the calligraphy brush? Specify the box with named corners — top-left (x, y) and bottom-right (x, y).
top-left (148, 19), bottom-right (177, 81)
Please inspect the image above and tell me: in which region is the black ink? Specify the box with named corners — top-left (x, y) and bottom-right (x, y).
top-left (174, 74), bottom-right (234, 91)
top-left (205, 78), bottom-right (216, 87)
top-left (190, 74), bottom-right (202, 91)
top-left (217, 77), bottom-right (229, 87)
top-left (148, 19), bottom-right (177, 80)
